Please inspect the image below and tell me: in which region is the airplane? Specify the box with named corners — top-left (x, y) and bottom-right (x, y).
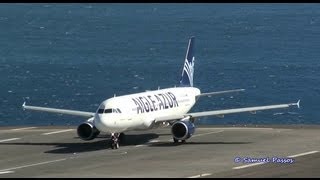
top-left (22, 36), bottom-right (300, 149)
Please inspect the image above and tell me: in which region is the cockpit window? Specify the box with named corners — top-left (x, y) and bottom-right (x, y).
top-left (104, 109), bottom-right (112, 114)
top-left (97, 109), bottom-right (104, 114)
top-left (98, 108), bottom-right (122, 114)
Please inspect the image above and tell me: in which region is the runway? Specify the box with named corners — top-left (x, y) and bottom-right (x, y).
top-left (0, 125), bottom-right (319, 178)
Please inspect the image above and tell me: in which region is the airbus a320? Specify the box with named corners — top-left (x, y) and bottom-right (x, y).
top-left (22, 37), bottom-right (300, 149)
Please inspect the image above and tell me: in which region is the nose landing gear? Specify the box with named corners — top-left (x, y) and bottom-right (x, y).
top-left (110, 133), bottom-right (125, 149)
top-left (110, 133), bottom-right (120, 149)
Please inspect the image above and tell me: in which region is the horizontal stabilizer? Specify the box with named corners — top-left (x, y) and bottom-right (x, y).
top-left (196, 89), bottom-right (245, 100)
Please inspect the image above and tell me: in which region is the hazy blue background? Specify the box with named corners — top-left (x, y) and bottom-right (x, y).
top-left (0, 3), bottom-right (319, 126)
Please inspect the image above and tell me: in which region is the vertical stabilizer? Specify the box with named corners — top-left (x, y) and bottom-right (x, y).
top-left (179, 36), bottom-right (195, 87)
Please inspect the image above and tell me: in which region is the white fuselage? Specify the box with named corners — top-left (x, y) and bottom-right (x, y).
top-left (94, 87), bottom-right (200, 133)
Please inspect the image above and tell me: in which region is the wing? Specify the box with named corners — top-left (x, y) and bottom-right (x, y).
top-left (22, 102), bottom-right (95, 118)
top-left (155, 100), bottom-right (300, 123)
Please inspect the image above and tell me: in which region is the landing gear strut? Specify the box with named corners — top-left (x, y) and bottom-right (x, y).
top-left (110, 133), bottom-right (125, 149)
top-left (173, 137), bottom-right (179, 143)
top-left (111, 133), bottom-right (120, 149)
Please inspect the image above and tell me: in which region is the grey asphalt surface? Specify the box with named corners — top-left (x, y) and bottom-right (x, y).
top-left (0, 125), bottom-right (319, 178)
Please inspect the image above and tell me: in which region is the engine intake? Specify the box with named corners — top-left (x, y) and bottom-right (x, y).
top-left (77, 122), bottom-right (100, 141)
top-left (171, 120), bottom-right (195, 140)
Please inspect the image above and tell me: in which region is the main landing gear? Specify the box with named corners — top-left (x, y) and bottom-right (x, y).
top-left (173, 137), bottom-right (186, 144)
top-left (110, 133), bottom-right (125, 149)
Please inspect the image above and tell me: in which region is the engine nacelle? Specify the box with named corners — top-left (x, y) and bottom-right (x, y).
top-left (77, 122), bottom-right (100, 141)
top-left (171, 120), bottom-right (195, 140)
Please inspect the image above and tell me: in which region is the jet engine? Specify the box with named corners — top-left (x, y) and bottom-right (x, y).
top-left (171, 119), bottom-right (195, 140)
top-left (77, 122), bottom-right (100, 141)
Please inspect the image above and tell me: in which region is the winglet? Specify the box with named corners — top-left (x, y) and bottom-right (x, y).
top-left (22, 101), bottom-right (26, 109)
top-left (296, 99), bottom-right (300, 109)
top-left (290, 99), bottom-right (300, 108)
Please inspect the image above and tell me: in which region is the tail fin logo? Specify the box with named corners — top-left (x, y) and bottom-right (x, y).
top-left (179, 36), bottom-right (195, 87)
top-left (182, 56), bottom-right (195, 87)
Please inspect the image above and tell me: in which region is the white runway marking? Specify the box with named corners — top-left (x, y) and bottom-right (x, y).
top-left (187, 173), bottom-right (212, 178)
top-left (199, 127), bottom-right (273, 130)
top-left (233, 162), bottom-right (265, 170)
top-left (149, 140), bottom-right (159, 143)
top-left (42, 129), bottom-right (74, 135)
top-left (192, 130), bottom-right (224, 138)
top-left (288, 150), bottom-right (319, 158)
top-left (0, 158), bottom-right (66, 172)
top-left (0, 138), bottom-right (20, 143)
top-left (0, 171), bottom-right (14, 175)
top-left (10, 127), bottom-right (37, 131)
top-left (135, 145), bottom-right (146, 147)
